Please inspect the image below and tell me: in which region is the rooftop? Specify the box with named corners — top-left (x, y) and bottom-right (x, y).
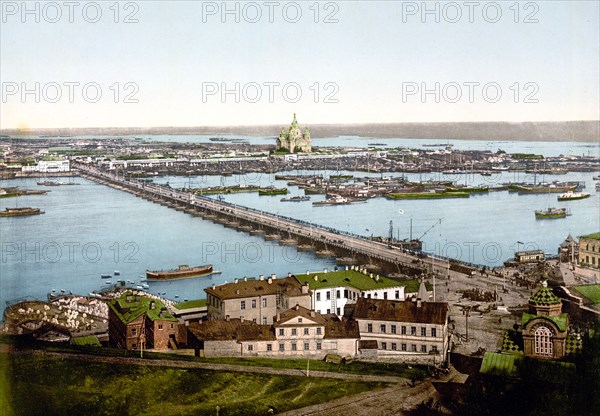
top-left (204, 276), bottom-right (306, 300)
top-left (295, 270), bottom-right (407, 291)
top-left (579, 232), bottom-right (600, 241)
top-left (521, 312), bottom-right (569, 332)
top-left (188, 319), bottom-right (276, 342)
top-left (352, 298), bottom-right (448, 325)
top-left (529, 283), bottom-right (561, 306)
top-left (108, 292), bottom-right (177, 324)
top-left (274, 305), bottom-right (327, 326)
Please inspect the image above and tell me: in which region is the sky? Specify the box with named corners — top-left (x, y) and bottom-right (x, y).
top-left (1, 0), bottom-right (599, 129)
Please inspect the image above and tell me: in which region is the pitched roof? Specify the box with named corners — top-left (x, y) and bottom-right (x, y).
top-left (324, 317), bottom-right (360, 340)
top-left (352, 298), bottom-right (448, 325)
top-left (274, 305), bottom-right (326, 326)
top-left (204, 276), bottom-right (307, 300)
top-left (108, 292), bottom-right (176, 324)
top-left (529, 283), bottom-right (561, 306)
top-left (295, 270), bottom-right (405, 291)
top-left (188, 319), bottom-right (275, 342)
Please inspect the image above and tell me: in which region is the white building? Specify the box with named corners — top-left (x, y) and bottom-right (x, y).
top-left (21, 160), bottom-right (70, 173)
top-left (294, 268), bottom-right (406, 318)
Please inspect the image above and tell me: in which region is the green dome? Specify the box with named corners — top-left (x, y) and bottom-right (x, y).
top-left (529, 282), bottom-right (561, 306)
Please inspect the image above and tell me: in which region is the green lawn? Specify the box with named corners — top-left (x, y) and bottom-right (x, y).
top-left (571, 284), bottom-right (600, 304)
top-left (174, 299), bottom-right (207, 310)
top-left (1, 353), bottom-right (387, 416)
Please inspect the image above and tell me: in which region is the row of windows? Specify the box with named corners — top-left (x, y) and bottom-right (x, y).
top-left (240, 298), bottom-right (268, 310)
top-left (248, 342), bottom-right (323, 352)
top-left (278, 327), bottom-right (322, 336)
top-left (381, 342), bottom-right (439, 353)
top-left (367, 324), bottom-right (437, 337)
top-left (316, 290), bottom-right (402, 302)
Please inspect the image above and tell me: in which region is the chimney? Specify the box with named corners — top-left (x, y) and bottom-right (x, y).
top-left (306, 270), bottom-right (310, 275)
top-left (287, 272), bottom-right (292, 277)
top-left (295, 304), bottom-right (299, 311)
top-left (149, 301), bottom-right (156, 310)
top-left (276, 312), bottom-right (280, 322)
top-left (345, 266), bottom-right (349, 271)
top-left (234, 278), bottom-right (238, 284)
top-left (212, 284), bottom-right (216, 290)
top-left (244, 277), bottom-right (247, 282)
top-left (417, 299), bottom-right (422, 308)
top-left (310, 310), bottom-right (316, 317)
top-left (267, 277), bottom-right (273, 284)
top-left (370, 273), bottom-right (373, 278)
top-left (240, 316), bottom-right (244, 323)
top-left (235, 289), bottom-right (240, 295)
top-left (259, 274), bottom-right (264, 281)
top-left (271, 274), bottom-right (276, 280)
top-left (323, 268), bottom-right (328, 273)
top-left (313, 275), bottom-right (318, 281)
top-left (225, 315), bottom-right (230, 321)
top-left (302, 283), bottom-right (309, 294)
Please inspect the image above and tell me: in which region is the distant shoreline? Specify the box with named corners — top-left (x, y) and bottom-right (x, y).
top-left (2, 120), bottom-right (599, 142)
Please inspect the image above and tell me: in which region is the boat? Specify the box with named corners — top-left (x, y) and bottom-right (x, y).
top-left (100, 274), bottom-right (112, 279)
top-left (36, 181), bottom-right (78, 186)
top-left (258, 187), bottom-right (288, 196)
top-left (557, 192), bottom-right (590, 201)
top-left (508, 182), bottom-right (579, 193)
top-left (142, 284), bottom-right (149, 289)
top-left (312, 195), bottom-right (368, 206)
top-left (0, 207), bottom-right (44, 217)
top-left (592, 175), bottom-right (600, 180)
top-left (281, 195), bottom-right (310, 202)
top-left (535, 207), bottom-right (571, 219)
top-left (114, 271), bottom-right (120, 276)
top-left (146, 264), bottom-right (213, 280)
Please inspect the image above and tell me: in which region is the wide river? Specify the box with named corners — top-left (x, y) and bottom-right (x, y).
top-left (1, 137), bottom-right (599, 316)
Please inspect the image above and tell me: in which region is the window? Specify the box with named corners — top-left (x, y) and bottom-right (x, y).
top-left (380, 324), bottom-right (386, 333)
top-left (158, 324), bottom-right (163, 330)
top-left (292, 328), bottom-right (297, 336)
top-left (326, 309), bottom-right (331, 314)
top-left (411, 344), bottom-right (417, 352)
top-left (401, 343), bottom-right (407, 351)
top-left (344, 289), bottom-right (349, 298)
top-left (431, 345), bottom-right (438, 352)
top-left (316, 341), bottom-right (322, 350)
top-left (298, 318), bottom-right (303, 323)
top-left (421, 327), bottom-right (426, 337)
top-left (240, 300), bottom-right (246, 310)
top-left (304, 342), bottom-right (309, 350)
top-left (431, 328), bottom-right (437, 337)
top-left (391, 325), bottom-right (397, 334)
top-left (316, 327), bottom-right (322, 335)
top-left (304, 328), bottom-right (309, 335)
top-left (316, 292), bottom-right (321, 301)
top-left (411, 326), bottom-right (416, 335)
top-left (262, 298), bottom-right (267, 307)
top-left (279, 328), bottom-right (284, 336)
top-left (373, 293), bottom-right (378, 298)
top-left (170, 323), bottom-right (174, 329)
top-left (252, 299), bottom-right (256, 309)
top-left (336, 290), bottom-right (340, 299)
top-left (384, 292), bottom-right (388, 300)
top-left (391, 343), bottom-right (397, 351)
top-left (326, 292), bottom-right (331, 300)
top-left (336, 307), bottom-right (341, 315)
top-left (401, 326), bottom-right (406, 335)
top-left (267, 344), bottom-right (272, 351)
top-left (248, 344), bottom-right (254, 351)
top-left (291, 343), bottom-right (297, 351)
top-left (279, 343), bottom-right (285, 352)
top-left (534, 326), bottom-right (554, 356)
top-left (395, 290), bottom-right (400, 299)
top-left (131, 328), bottom-right (137, 336)
top-left (252, 318), bottom-right (257, 323)
top-left (262, 317), bottom-right (267, 325)
top-left (132, 343), bottom-right (137, 349)
top-left (367, 323), bottom-right (373, 333)
top-left (421, 345), bottom-right (427, 353)
top-left (381, 342), bottom-right (387, 350)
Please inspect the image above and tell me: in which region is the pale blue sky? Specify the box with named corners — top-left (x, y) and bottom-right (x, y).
top-left (1, 1), bottom-right (598, 128)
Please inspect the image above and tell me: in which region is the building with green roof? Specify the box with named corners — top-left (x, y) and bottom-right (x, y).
top-left (295, 268), bottom-right (413, 317)
top-left (108, 292), bottom-right (178, 351)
